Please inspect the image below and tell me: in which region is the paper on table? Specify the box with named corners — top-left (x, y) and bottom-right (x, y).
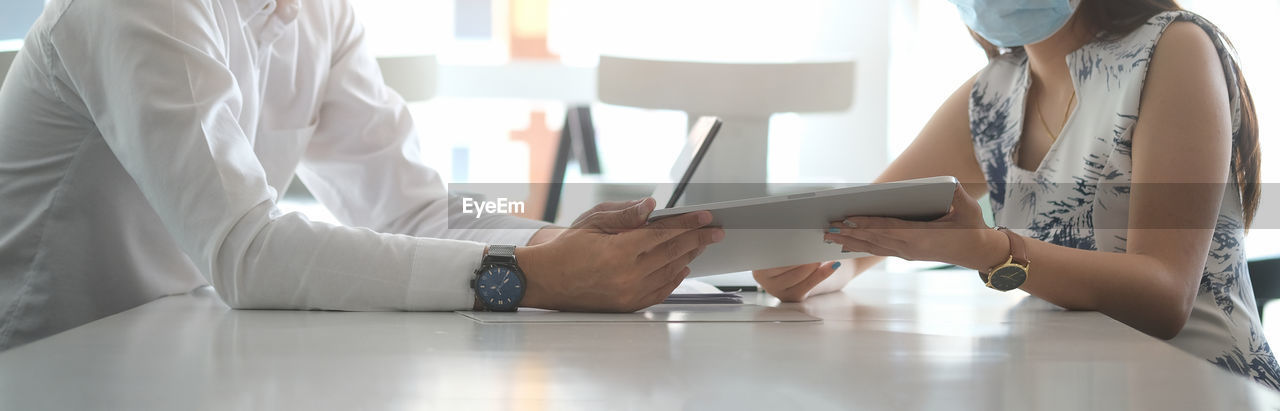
top-left (663, 278), bottom-right (743, 304)
top-left (662, 294), bottom-right (742, 304)
top-left (672, 278), bottom-right (722, 294)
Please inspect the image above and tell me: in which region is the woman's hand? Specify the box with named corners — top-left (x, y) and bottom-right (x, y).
top-left (752, 261), bottom-right (841, 302)
top-left (823, 186), bottom-right (1009, 270)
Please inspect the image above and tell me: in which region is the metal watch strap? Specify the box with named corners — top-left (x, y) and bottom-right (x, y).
top-left (486, 244), bottom-right (517, 264)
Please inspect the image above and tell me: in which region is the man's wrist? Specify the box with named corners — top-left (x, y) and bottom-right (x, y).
top-left (514, 245), bottom-right (553, 309)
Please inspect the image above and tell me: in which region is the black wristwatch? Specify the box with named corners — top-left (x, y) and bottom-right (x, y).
top-left (471, 245), bottom-right (526, 312)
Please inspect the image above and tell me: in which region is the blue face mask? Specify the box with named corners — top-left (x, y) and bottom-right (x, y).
top-left (948, 0), bottom-right (1080, 48)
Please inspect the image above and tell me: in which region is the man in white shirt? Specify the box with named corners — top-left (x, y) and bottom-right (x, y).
top-left (0, 0), bottom-right (723, 350)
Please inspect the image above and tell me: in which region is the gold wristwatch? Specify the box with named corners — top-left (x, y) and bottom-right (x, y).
top-left (980, 227), bottom-right (1029, 291)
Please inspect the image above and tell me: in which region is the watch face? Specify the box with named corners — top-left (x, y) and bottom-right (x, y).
top-left (989, 265), bottom-right (1027, 291)
top-left (475, 265), bottom-right (524, 310)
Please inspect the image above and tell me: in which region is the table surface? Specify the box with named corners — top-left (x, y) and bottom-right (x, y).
top-left (2, 269), bottom-right (1277, 411)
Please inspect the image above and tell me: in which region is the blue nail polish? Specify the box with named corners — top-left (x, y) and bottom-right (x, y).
top-left (827, 227), bottom-right (841, 234)
top-left (832, 261), bottom-right (842, 270)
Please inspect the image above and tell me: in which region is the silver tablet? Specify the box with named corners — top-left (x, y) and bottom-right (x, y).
top-left (648, 175), bottom-right (957, 277)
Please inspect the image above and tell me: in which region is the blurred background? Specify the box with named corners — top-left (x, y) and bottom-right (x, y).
top-left (2, 0), bottom-right (1279, 326)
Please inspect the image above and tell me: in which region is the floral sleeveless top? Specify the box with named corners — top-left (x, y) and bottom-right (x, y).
top-left (969, 11), bottom-right (1279, 389)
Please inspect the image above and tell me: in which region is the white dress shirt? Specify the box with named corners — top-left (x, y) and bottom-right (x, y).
top-left (0, 0), bottom-right (548, 350)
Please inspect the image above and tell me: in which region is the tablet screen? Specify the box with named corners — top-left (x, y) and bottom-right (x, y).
top-left (651, 116), bottom-right (721, 209)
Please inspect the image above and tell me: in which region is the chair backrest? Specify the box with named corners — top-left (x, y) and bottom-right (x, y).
top-left (0, 49), bottom-right (18, 88)
top-left (596, 56), bottom-right (855, 117)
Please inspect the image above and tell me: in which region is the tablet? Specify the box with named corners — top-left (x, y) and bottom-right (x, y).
top-left (649, 116), bottom-right (722, 209)
top-left (647, 176), bottom-right (958, 277)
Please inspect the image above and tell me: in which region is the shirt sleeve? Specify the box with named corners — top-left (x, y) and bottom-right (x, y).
top-left (295, 0), bottom-right (550, 246)
top-left (47, 0), bottom-right (501, 311)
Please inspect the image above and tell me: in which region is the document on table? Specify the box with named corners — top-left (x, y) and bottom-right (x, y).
top-left (662, 278), bottom-right (743, 304)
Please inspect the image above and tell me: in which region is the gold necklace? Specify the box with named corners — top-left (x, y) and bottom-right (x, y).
top-left (1037, 90), bottom-right (1076, 142)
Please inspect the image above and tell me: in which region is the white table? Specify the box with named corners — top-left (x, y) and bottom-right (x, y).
top-left (1, 269), bottom-right (1276, 410)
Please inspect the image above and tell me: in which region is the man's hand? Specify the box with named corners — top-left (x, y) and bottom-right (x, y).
top-left (525, 199), bottom-right (650, 246)
top-left (516, 198), bottom-right (724, 312)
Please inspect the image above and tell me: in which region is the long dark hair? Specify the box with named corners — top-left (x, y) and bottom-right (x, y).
top-left (974, 0), bottom-right (1263, 229)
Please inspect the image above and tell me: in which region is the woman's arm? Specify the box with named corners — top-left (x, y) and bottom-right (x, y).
top-left (754, 73), bottom-right (990, 301)
top-left (827, 22), bottom-right (1232, 339)
top-left (1022, 22), bottom-right (1231, 338)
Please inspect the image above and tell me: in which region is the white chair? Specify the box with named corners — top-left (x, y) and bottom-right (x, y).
top-left (375, 55), bottom-right (437, 102)
top-left (597, 56), bottom-right (855, 204)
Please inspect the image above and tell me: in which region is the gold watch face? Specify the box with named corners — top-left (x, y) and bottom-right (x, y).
top-left (988, 264), bottom-right (1027, 291)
